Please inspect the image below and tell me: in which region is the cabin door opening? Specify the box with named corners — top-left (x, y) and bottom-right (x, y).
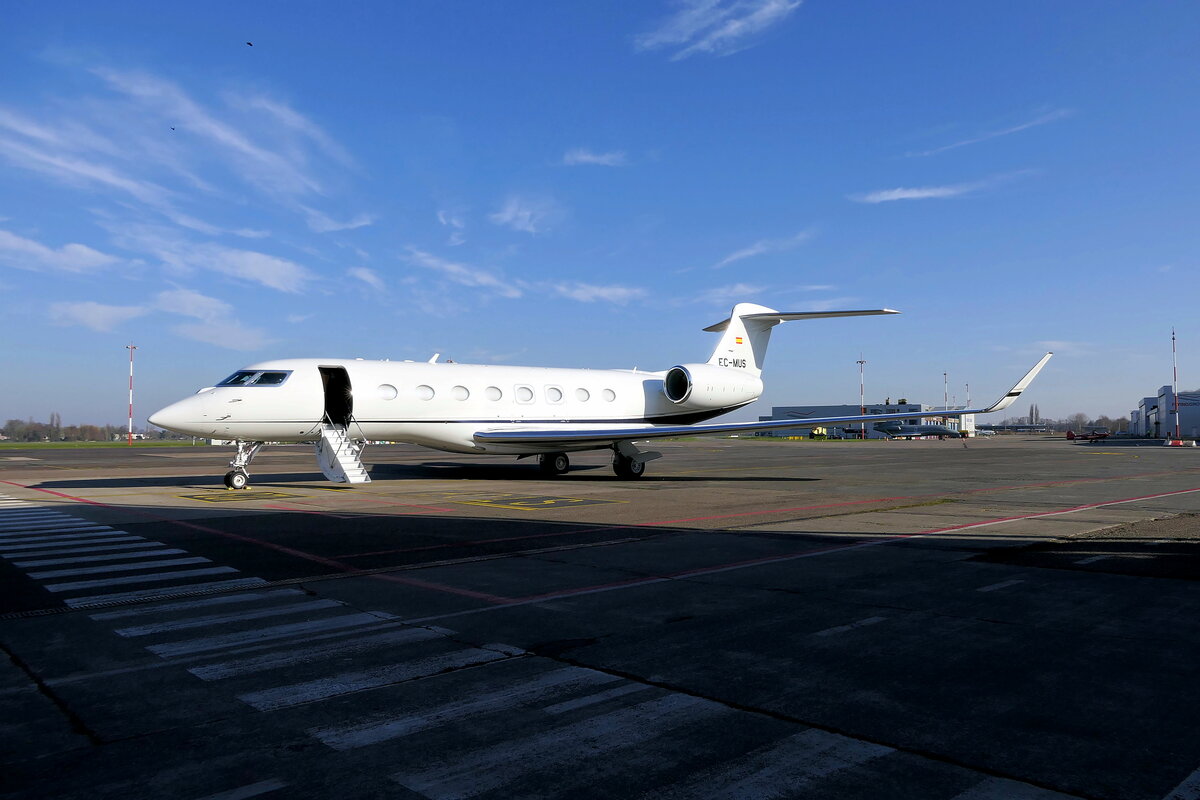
top-left (319, 366), bottom-right (353, 427)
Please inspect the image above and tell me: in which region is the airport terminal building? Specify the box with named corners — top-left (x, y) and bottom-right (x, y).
top-left (1130, 386), bottom-right (1200, 438)
top-left (758, 402), bottom-right (974, 439)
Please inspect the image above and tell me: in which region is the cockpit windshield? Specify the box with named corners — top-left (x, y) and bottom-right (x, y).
top-left (217, 370), bottom-right (292, 387)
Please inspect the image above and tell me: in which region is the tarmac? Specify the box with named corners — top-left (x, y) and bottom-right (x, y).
top-left (1, 435), bottom-right (1198, 799)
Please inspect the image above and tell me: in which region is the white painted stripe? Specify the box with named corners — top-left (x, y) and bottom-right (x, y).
top-left (814, 616), bottom-right (887, 637)
top-left (542, 682), bottom-right (648, 715)
top-left (1162, 764), bottom-right (1200, 800)
top-left (240, 646), bottom-right (512, 711)
top-left (9, 542), bottom-right (170, 559)
top-left (92, 589), bottom-right (306, 620)
top-left (192, 778), bottom-right (288, 800)
top-left (15, 548), bottom-right (181, 567)
top-left (64, 577), bottom-right (269, 607)
top-left (30, 556), bottom-right (211, 579)
top-left (1075, 555), bottom-right (1111, 565)
top-left (311, 666), bottom-right (622, 750)
top-left (0, 529), bottom-right (119, 545)
top-left (0, 521), bottom-right (109, 534)
top-left (0, 513), bottom-right (77, 524)
top-left (189, 625), bottom-right (442, 681)
top-left (950, 775), bottom-right (1080, 799)
top-left (0, 536), bottom-right (143, 554)
top-left (149, 613), bottom-right (388, 658)
top-left (392, 694), bottom-right (724, 799)
top-left (978, 579), bottom-right (1025, 593)
top-left (45, 566), bottom-right (238, 593)
top-left (114, 599), bottom-right (345, 637)
top-left (655, 727), bottom-right (892, 799)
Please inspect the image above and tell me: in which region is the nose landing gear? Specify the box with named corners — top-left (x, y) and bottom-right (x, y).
top-left (224, 440), bottom-right (264, 489)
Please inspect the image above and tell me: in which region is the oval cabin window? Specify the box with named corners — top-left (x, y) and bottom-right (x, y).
top-left (377, 384), bottom-right (398, 400)
top-left (416, 385), bottom-right (435, 401)
top-left (576, 388), bottom-right (590, 402)
top-left (602, 389), bottom-right (616, 402)
top-left (485, 386), bottom-right (502, 401)
top-left (452, 385), bottom-right (469, 401)
top-left (546, 386), bottom-right (563, 403)
top-left (515, 386), bottom-right (534, 403)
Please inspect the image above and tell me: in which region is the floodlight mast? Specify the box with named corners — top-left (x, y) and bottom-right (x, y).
top-left (857, 355), bottom-right (866, 439)
top-left (127, 344), bottom-right (137, 447)
top-left (1172, 328), bottom-right (1180, 440)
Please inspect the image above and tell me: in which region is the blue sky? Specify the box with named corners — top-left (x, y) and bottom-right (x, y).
top-left (2, 1), bottom-right (1197, 426)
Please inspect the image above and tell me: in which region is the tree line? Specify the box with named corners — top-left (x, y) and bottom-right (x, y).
top-left (1, 417), bottom-right (183, 442)
top-left (995, 413), bottom-right (1129, 432)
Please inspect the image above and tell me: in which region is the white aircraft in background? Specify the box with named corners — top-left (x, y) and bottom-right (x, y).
top-left (148, 302), bottom-right (1053, 489)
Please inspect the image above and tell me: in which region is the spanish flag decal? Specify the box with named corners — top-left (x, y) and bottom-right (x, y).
top-left (735, 337), bottom-right (743, 344)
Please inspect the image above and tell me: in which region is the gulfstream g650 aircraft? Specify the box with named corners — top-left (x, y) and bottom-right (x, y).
top-left (149, 303), bottom-right (1053, 488)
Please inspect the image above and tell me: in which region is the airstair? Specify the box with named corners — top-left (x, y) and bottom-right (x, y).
top-left (315, 423), bottom-right (371, 484)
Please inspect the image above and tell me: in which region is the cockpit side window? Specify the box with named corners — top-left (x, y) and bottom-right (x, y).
top-left (219, 371), bottom-right (259, 386)
top-left (217, 370), bottom-right (292, 387)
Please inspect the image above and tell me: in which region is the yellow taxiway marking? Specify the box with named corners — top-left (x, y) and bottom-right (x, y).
top-left (179, 491), bottom-right (303, 503)
top-left (445, 492), bottom-right (625, 511)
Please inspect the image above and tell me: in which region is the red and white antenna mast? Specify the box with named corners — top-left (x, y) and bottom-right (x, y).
top-left (857, 355), bottom-right (866, 439)
top-left (126, 344), bottom-right (137, 446)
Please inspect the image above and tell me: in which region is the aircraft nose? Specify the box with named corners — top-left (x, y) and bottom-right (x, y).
top-left (148, 398), bottom-right (200, 434)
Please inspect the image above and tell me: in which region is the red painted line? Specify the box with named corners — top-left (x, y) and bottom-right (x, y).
top-left (0, 481), bottom-right (498, 603)
top-left (916, 486), bottom-right (1200, 534)
top-left (493, 485), bottom-right (1200, 605)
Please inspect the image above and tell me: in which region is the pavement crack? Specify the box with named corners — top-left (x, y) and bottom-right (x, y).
top-left (0, 639), bottom-right (104, 746)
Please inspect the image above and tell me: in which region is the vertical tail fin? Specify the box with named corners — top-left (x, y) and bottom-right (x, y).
top-left (703, 304), bottom-right (902, 377)
top-left (704, 303), bottom-right (782, 378)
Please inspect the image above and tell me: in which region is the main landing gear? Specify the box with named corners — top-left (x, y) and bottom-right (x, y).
top-left (538, 452), bottom-right (570, 475)
top-left (224, 440), bottom-right (264, 490)
top-left (611, 441), bottom-right (661, 479)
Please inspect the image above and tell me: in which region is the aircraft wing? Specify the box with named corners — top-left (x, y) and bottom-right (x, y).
top-left (474, 353), bottom-right (1053, 448)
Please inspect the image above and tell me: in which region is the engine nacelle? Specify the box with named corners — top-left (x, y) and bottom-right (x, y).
top-left (662, 363), bottom-right (763, 409)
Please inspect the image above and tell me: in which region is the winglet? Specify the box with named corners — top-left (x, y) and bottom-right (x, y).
top-left (980, 353), bottom-right (1053, 414)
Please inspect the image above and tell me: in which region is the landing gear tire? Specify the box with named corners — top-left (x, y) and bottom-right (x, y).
top-left (224, 470), bottom-right (248, 490)
top-left (612, 454), bottom-right (646, 479)
top-left (539, 452), bottom-right (570, 475)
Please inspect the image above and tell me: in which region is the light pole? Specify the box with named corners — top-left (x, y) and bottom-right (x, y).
top-left (857, 355), bottom-right (866, 440)
top-left (126, 344), bottom-right (137, 446)
top-left (1172, 328), bottom-right (1180, 440)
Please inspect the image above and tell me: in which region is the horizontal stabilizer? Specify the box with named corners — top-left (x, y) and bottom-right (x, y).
top-left (703, 309), bottom-right (900, 333)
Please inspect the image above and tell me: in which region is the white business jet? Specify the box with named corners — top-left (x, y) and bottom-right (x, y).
top-left (148, 302), bottom-right (1052, 488)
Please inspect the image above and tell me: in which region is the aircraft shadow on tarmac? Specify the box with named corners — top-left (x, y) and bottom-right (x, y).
top-left (31, 463), bottom-right (823, 489)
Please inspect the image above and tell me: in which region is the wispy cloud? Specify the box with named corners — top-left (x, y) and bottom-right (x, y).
top-left (712, 230), bottom-right (810, 269)
top-left (850, 183), bottom-right (981, 204)
top-left (93, 68), bottom-right (322, 198)
top-left (907, 108), bottom-right (1074, 158)
top-left (301, 206), bottom-right (376, 233)
top-left (438, 209), bottom-right (466, 246)
top-left (153, 288), bottom-right (231, 320)
top-left (553, 283), bottom-right (646, 304)
top-left (0, 229), bottom-right (119, 272)
top-left (562, 148), bottom-right (628, 166)
top-left (50, 301), bottom-right (146, 331)
top-left (110, 224), bottom-right (316, 293)
top-left (850, 170), bottom-right (1035, 204)
top-left (1035, 339), bottom-right (1091, 357)
top-left (636, 0), bottom-right (802, 61)
top-left (348, 266), bottom-right (385, 291)
top-left (695, 282), bottom-right (767, 306)
top-left (403, 247), bottom-right (521, 298)
top-left (154, 287), bottom-right (269, 349)
top-left (488, 195), bottom-right (560, 234)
